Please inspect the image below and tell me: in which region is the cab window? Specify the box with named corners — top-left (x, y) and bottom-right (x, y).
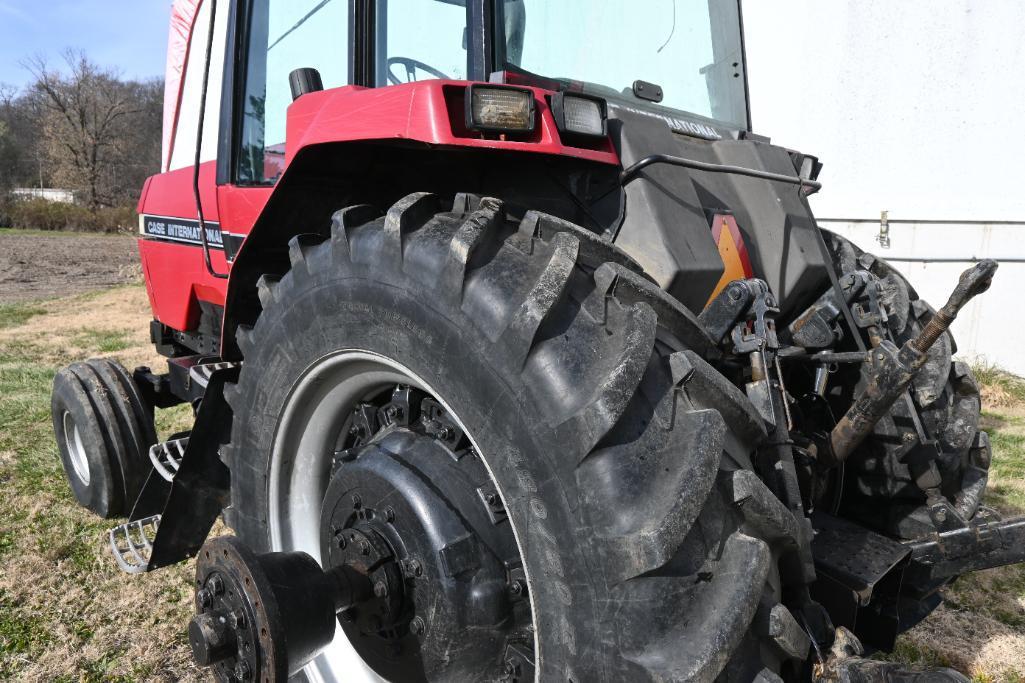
top-left (375, 0), bottom-right (469, 85)
top-left (237, 0), bottom-right (350, 184)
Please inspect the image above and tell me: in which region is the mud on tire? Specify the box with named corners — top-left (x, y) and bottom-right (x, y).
top-left (222, 193), bottom-right (812, 681)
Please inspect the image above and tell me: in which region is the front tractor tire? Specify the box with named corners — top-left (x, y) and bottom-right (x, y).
top-left (223, 194), bottom-right (807, 681)
top-left (51, 358), bottom-right (157, 518)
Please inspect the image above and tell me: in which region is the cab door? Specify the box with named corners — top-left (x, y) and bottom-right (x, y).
top-left (216, 0), bottom-right (355, 250)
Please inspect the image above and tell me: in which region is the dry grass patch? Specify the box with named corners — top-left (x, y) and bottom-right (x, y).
top-left (975, 363), bottom-right (1025, 410)
top-left (0, 286), bottom-right (200, 680)
top-left (0, 285), bottom-right (156, 369)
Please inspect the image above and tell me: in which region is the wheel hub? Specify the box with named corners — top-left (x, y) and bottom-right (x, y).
top-left (319, 387), bottom-right (531, 681)
top-left (189, 536), bottom-right (374, 681)
top-left (61, 410), bottom-right (90, 485)
top-left (193, 370), bottom-right (536, 681)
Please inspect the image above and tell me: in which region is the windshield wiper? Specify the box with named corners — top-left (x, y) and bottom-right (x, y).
top-left (268, 0), bottom-right (337, 51)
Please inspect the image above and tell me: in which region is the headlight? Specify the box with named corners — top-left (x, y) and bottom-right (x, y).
top-left (465, 85), bottom-right (536, 134)
top-left (551, 92), bottom-right (607, 138)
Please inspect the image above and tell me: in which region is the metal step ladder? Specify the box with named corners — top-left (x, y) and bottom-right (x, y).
top-left (148, 437), bottom-right (189, 482)
top-left (106, 361), bottom-right (240, 575)
top-left (109, 515), bottom-right (161, 574)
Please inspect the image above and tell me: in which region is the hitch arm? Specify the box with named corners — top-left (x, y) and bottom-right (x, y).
top-left (906, 515), bottom-right (1025, 582)
top-left (816, 259), bottom-right (998, 466)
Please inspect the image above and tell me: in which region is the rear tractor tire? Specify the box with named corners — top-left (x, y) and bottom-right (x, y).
top-left (223, 193), bottom-right (811, 681)
top-left (825, 232), bottom-right (988, 538)
top-left (51, 358), bottom-right (156, 518)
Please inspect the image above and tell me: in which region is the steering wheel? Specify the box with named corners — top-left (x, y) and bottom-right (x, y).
top-left (387, 56), bottom-right (450, 85)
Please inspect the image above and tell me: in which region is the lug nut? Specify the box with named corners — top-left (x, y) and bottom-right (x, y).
top-left (374, 580), bottom-right (389, 598)
top-left (234, 660), bottom-right (252, 681)
top-left (228, 610), bottom-right (246, 629)
top-left (207, 575), bottom-right (225, 596)
top-left (411, 616), bottom-right (425, 636)
top-left (385, 507), bottom-right (396, 523)
top-left (352, 494), bottom-right (362, 509)
top-left (360, 540), bottom-right (371, 555)
top-left (196, 588), bottom-right (213, 609)
top-left (508, 579), bottom-right (527, 598)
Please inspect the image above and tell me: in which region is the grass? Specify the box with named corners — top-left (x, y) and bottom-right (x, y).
top-left (888, 639), bottom-right (953, 668)
top-left (974, 362), bottom-right (1025, 406)
top-left (72, 328), bottom-right (134, 354)
top-left (0, 589), bottom-right (52, 663)
top-left (0, 286), bottom-right (200, 681)
top-left (0, 302), bottom-right (46, 330)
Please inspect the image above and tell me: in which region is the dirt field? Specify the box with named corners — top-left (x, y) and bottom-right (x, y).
top-left (0, 272), bottom-right (1023, 680)
top-left (0, 230), bottom-right (141, 305)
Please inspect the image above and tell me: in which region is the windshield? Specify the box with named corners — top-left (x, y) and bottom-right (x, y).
top-left (494, 0), bottom-right (748, 130)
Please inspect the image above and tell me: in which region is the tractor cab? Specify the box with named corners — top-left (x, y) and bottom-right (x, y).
top-left (235, 0), bottom-right (750, 186)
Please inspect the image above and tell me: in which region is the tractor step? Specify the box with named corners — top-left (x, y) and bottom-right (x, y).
top-left (148, 437), bottom-right (189, 482)
top-left (109, 515), bottom-right (161, 574)
top-left (109, 363), bottom-right (238, 575)
top-left (189, 361), bottom-right (238, 392)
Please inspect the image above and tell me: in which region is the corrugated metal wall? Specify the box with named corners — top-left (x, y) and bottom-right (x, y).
top-left (743, 0), bottom-right (1025, 374)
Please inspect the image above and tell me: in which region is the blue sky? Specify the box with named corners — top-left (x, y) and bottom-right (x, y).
top-left (0, 1), bottom-right (170, 90)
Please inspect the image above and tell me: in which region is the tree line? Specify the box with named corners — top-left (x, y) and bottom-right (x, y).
top-left (0, 50), bottom-right (162, 212)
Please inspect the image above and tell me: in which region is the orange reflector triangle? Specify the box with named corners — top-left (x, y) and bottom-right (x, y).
top-left (705, 215), bottom-right (754, 308)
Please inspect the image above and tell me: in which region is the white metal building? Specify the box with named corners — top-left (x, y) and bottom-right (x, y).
top-left (11, 188), bottom-right (76, 204)
top-left (743, 0), bottom-right (1025, 375)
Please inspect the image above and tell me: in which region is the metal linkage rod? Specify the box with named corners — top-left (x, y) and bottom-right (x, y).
top-left (816, 259), bottom-right (998, 466)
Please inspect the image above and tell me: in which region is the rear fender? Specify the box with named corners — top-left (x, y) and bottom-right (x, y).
top-left (219, 140), bottom-right (622, 359)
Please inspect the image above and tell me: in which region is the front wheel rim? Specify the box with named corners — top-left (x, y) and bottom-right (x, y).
top-left (267, 350), bottom-right (537, 682)
top-left (62, 410), bottom-right (90, 486)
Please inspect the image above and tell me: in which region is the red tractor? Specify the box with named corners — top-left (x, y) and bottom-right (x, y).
top-left (50, 1), bottom-right (1018, 681)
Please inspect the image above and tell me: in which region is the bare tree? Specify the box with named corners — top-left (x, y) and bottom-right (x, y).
top-left (25, 50), bottom-right (144, 209)
top-left (0, 84), bottom-right (24, 191)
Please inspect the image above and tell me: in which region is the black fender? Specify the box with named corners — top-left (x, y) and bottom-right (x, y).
top-left (220, 140), bottom-right (622, 359)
